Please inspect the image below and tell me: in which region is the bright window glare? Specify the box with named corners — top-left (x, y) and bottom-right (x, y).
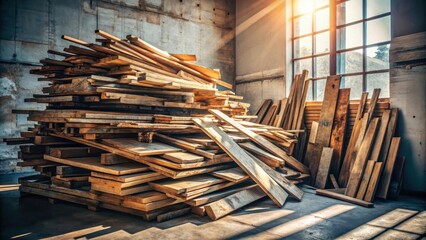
top-left (295, 0), bottom-right (314, 16)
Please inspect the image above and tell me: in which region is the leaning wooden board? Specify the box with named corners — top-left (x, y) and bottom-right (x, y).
top-left (43, 155), bottom-right (149, 175)
top-left (205, 185), bottom-right (266, 220)
top-left (192, 117), bottom-right (288, 207)
top-left (209, 109), bottom-right (309, 174)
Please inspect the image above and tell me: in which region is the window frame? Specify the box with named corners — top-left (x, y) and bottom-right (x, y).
top-left (291, 0), bottom-right (391, 100)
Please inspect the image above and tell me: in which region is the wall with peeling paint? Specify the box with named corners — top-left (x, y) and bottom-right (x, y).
top-left (0, 0), bottom-right (236, 173)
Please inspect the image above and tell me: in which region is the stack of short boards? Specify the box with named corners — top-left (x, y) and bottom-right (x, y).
top-left (256, 74), bottom-right (403, 207)
top-left (5, 29), bottom-right (309, 222)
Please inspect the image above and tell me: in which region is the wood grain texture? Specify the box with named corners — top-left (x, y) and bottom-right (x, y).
top-left (209, 109), bottom-right (309, 173)
top-left (192, 117), bottom-right (288, 207)
top-left (376, 137), bottom-right (401, 199)
top-left (345, 118), bottom-right (380, 197)
top-left (314, 147), bottom-right (334, 189)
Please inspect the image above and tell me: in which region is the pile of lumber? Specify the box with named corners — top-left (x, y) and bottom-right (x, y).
top-left (255, 74), bottom-right (403, 207)
top-left (6, 29), bottom-right (309, 222)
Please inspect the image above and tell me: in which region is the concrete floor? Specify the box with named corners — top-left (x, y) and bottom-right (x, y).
top-left (1, 172), bottom-right (425, 240)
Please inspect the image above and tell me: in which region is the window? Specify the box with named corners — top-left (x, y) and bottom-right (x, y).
top-left (292, 0), bottom-right (391, 100)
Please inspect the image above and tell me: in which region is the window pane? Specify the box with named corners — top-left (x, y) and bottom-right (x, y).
top-left (294, 14), bottom-right (312, 37)
top-left (367, 0), bottom-right (390, 18)
top-left (367, 16), bottom-right (390, 44)
top-left (316, 0), bottom-right (329, 8)
top-left (315, 7), bottom-right (329, 31)
top-left (337, 23), bottom-right (363, 50)
top-left (315, 31), bottom-right (329, 54)
top-left (367, 72), bottom-right (390, 97)
top-left (366, 44), bottom-right (390, 71)
top-left (294, 36), bottom-right (312, 58)
top-left (294, 0), bottom-right (314, 16)
top-left (306, 80), bottom-right (313, 101)
top-left (295, 58), bottom-right (312, 78)
top-left (337, 0), bottom-right (363, 26)
top-left (314, 55), bottom-right (329, 78)
top-left (314, 79), bottom-right (326, 101)
top-left (342, 75), bottom-right (363, 100)
top-left (337, 49), bottom-right (363, 74)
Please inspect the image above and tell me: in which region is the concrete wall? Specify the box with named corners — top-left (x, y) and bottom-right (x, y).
top-left (390, 0), bottom-right (426, 193)
top-left (235, 0), bottom-right (286, 113)
top-left (0, 0), bottom-right (236, 174)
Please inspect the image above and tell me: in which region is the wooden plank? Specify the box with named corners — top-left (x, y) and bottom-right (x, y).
top-left (185, 185), bottom-right (254, 206)
top-left (43, 155), bottom-right (149, 175)
top-left (294, 70), bottom-right (310, 130)
top-left (211, 167), bottom-right (249, 182)
top-left (345, 118), bottom-right (380, 197)
top-left (156, 207), bottom-right (191, 222)
top-left (366, 89), bottom-right (381, 123)
top-left (246, 152), bottom-right (304, 201)
top-left (376, 137), bottom-right (401, 199)
top-left (162, 152), bottom-right (204, 164)
top-left (304, 75), bottom-right (341, 182)
top-left (387, 156), bottom-right (405, 199)
top-left (330, 174), bottom-right (339, 189)
top-left (254, 99), bottom-right (272, 123)
top-left (141, 156), bottom-right (232, 170)
top-left (209, 109), bottom-right (309, 173)
top-left (147, 162), bottom-right (232, 179)
top-left (378, 108), bottom-right (398, 163)
top-left (316, 188), bottom-right (374, 208)
top-left (329, 88), bottom-right (350, 176)
top-left (192, 117), bottom-right (288, 207)
top-left (355, 160), bottom-right (376, 200)
top-left (308, 121), bottom-right (319, 144)
top-left (204, 185), bottom-right (266, 220)
top-left (369, 110), bottom-right (391, 162)
top-left (338, 92), bottom-right (369, 187)
top-left (101, 138), bottom-right (181, 156)
top-left (239, 142), bottom-right (284, 168)
top-left (90, 171), bottom-right (164, 183)
top-left (149, 175), bottom-right (226, 195)
top-left (364, 162), bottom-right (383, 202)
top-left (100, 153), bottom-right (130, 165)
top-left (314, 147), bottom-right (334, 189)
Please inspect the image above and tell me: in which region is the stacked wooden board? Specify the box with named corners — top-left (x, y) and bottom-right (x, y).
top-left (7, 29), bottom-right (309, 222)
top-left (253, 74), bottom-right (404, 207)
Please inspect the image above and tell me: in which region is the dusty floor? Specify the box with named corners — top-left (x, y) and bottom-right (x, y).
top-left (1, 172), bottom-right (425, 239)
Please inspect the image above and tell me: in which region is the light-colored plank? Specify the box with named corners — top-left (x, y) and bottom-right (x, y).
top-left (162, 152), bottom-right (204, 164)
top-left (309, 121), bottom-right (319, 144)
top-left (192, 117), bottom-right (288, 207)
top-left (149, 175), bottom-right (226, 195)
top-left (101, 138), bottom-right (181, 156)
top-left (314, 147), bottom-right (334, 189)
top-left (209, 109), bottom-right (309, 173)
top-left (356, 160), bottom-right (376, 199)
top-left (205, 185), bottom-right (266, 220)
top-left (211, 167), bottom-right (249, 182)
top-left (345, 118), bottom-right (380, 197)
top-left (305, 75), bottom-right (341, 182)
top-left (363, 162), bottom-right (383, 202)
top-left (316, 188), bottom-right (374, 208)
top-left (44, 155), bottom-right (148, 175)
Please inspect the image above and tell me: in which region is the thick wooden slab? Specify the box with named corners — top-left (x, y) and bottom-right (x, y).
top-left (193, 117), bottom-right (288, 207)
